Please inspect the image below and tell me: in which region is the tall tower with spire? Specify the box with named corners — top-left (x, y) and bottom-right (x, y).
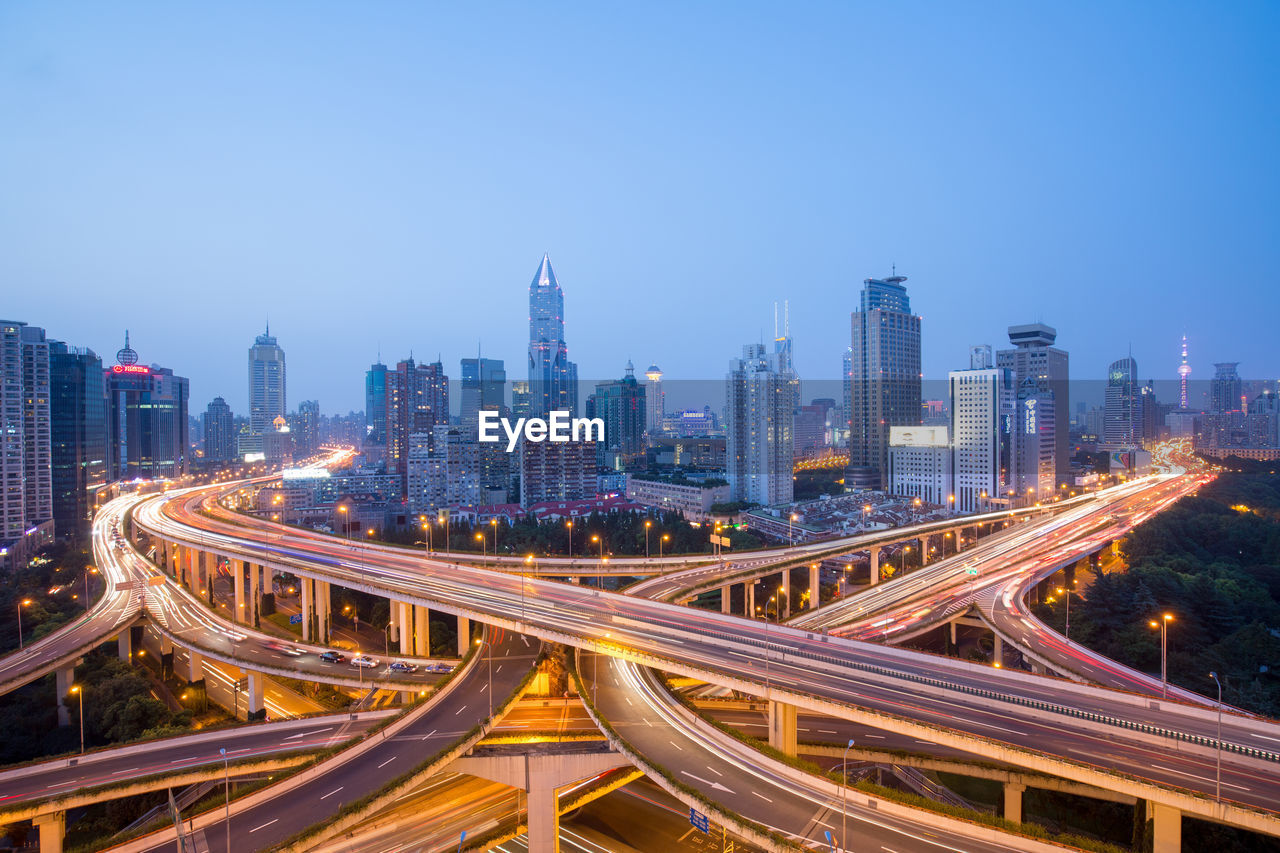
top-left (527, 254), bottom-right (578, 416)
top-left (248, 324), bottom-right (286, 437)
top-left (1178, 335), bottom-right (1191, 410)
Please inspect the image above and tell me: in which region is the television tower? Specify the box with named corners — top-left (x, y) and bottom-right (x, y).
top-left (1178, 335), bottom-right (1191, 410)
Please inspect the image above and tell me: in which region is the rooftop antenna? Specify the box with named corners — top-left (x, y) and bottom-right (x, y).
top-left (784, 299), bottom-right (790, 337)
top-left (773, 302), bottom-right (778, 340)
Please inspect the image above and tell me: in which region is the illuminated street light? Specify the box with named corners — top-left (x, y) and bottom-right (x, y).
top-left (1148, 613), bottom-right (1174, 698)
top-left (70, 685), bottom-right (85, 754)
top-left (17, 599), bottom-right (32, 649)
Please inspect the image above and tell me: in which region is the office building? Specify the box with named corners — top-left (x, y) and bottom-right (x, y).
top-left (520, 438), bottom-right (596, 508)
top-left (996, 323), bottom-right (1069, 489)
top-left (585, 362), bottom-right (647, 471)
top-left (644, 364), bottom-right (664, 435)
top-left (527, 254), bottom-right (579, 416)
top-left (725, 343), bottom-right (797, 506)
top-left (460, 357), bottom-right (507, 430)
top-left (949, 348), bottom-right (1013, 514)
top-left (106, 332), bottom-right (189, 480)
top-left (203, 397), bottom-right (236, 464)
top-left (848, 274), bottom-right (922, 488)
top-left (248, 326), bottom-right (286, 436)
top-left (510, 380), bottom-right (532, 419)
top-left (1, 321), bottom-right (56, 568)
top-left (367, 356), bottom-right (449, 490)
top-left (1103, 357), bottom-right (1139, 448)
top-left (1211, 363), bottom-right (1243, 414)
top-left (49, 342), bottom-right (108, 539)
top-left (291, 400), bottom-right (320, 459)
top-left (365, 360), bottom-right (389, 446)
top-left (888, 425), bottom-right (952, 506)
top-left (1013, 378), bottom-right (1055, 498)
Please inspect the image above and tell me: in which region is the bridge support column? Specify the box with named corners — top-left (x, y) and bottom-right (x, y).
top-left (779, 571), bottom-right (791, 618)
top-left (1151, 802), bottom-right (1181, 853)
top-left (868, 547), bottom-right (881, 585)
top-left (919, 536), bottom-right (930, 565)
top-left (768, 700), bottom-right (798, 756)
top-left (117, 627), bottom-right (133, 662)
top-left (720, 585), bottom-right (732, 615)
top-left (993, 633), bottom-right (1004, 667)
top-left (316, 580), bottom-right (330, 643)
top-left (248, 564), bottom-right (261, 627)
top-left (457, 617), bottom-right (472, 655)
top-left (200, 550), bottom-right (212, 595)
top-left (414, 605), bottom-right (431, 656)
top-left (808, 563), bottom-right (820, 609)
top-left (399, 602), bottom-right (412, 655)
top-left (232, 560), bottom-right (247, 624)
top-left (745, 582), bottom-right (756, 616)
top-left (246, 671), bottom-right (264, 717)
top-left (528, 770), bottom-right (560, 853)
top-left (33, 810), bottom-right (65, 853)
top-left (55, 667), bottom-right (73, 727)
top-left (184, 651), bottom-right (203, 683)
top-left (388, 601), bottom-right (400, 644)
top-left (1002, 782), bottom-right (1025, 823)
top-left (301, 579), bottom-right (314, 642)
top-left (949, 620), bottom-right (957, 646)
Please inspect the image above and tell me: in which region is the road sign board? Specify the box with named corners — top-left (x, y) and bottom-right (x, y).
top-left (289, 614), bottom-right (303, 625)
top-left (689, 807), bottom-right (710, 833)
top-left (147, 576), bottom-right (166, 587)
top-left (966, 567), bottom-right (979, 576)
top-left (710, 535), bottom-right (731, 548)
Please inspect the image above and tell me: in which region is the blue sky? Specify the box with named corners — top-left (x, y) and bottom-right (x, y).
top-left (2, 2), bottom-right (1277, 413)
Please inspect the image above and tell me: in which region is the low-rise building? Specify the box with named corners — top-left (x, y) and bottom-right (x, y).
top-left (625, 475), bottom-right (730, 521)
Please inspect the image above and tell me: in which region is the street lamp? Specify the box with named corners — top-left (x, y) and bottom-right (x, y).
top-left (439, 514), bottom-right (449, 555)
top-left (1056, 586), bottom-right (1071, 642)
top-left (644, 520), bottom-right (652, 559)
top-left (383, 622), bottom-right (393, 655)
top-left (70, 685), bottom-right (85, 754)
top-left (591, 534), bottom-right (605, 567)
top-left (841, 737), bottom-right (855, 853)
top-left (336, 504), bottom-right (349, 539)
top-left (219, 746), bottom-right (230, 853)
top-left (475, 532), bottom-right (486, 566)
top-left (788, 513), bottom-right (798, 546)
top-left (522, 555), bottom-right (533, 621)
top-left (83, 566), bottom-right (98, 614)
top-left (1148, 613), bottom-right (1174, 698)
top-left (17, 599), bottom-right (33, 649)
top-left (489, 518), bottom-right (499, 560)
top-left (565, 520), bottom-right (574, 559)
top-left (1209, 671), bottom-right (1223, 802)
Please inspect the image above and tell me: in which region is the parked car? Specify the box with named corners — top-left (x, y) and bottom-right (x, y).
top-left (351, 654), bottom-right (378, 668)
top-left (388, 660), bottom-right (418, 673)
top-left (319, 650), bottom-right (345, 663)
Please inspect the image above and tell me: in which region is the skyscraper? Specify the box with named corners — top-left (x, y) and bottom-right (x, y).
top-left (369, 356), bottom-right (449, 490)
top-left (248, 326), bottom-right (286, 436)
top-left (1, 320), bottom-right (56, 568)
top-left (106, 333), bottom-right (190, 480)
top-left (949, 347), bottom-right (1014, 513)
top-left (49, 341), bottom-right (108, 539)
top-left (203, 396), bottom-right (236, 464)
top-left (726, 343), bottom-right (797, 505)
top-left (460, 357), bottom-right (507, 429)
top-left (1103, 356), bottom-right (1139, 448)
top-left (586, 362), bottom-right (647, 471)
top-left (510, 381), bottom-right (532, 419)
top-left (365, 360), bottom-right (389, 447)
top-left (848, 274), bottom-right (922, 488)
top-left (292, 400), bottom-right (320, 458)
top-left (643, 364), bottom-right (664, 435)
top-left (1211, 363), bottom-right (1243, 414)
top-left (527, 254), bottom-right (578, 416)
top-left (996, 323), bottom-right (1069, 489)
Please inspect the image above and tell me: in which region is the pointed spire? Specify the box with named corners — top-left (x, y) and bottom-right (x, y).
top-left (531, 253), bottom-right (558, 289)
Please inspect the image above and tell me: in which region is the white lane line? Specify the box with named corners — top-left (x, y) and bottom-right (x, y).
top-left (377, 756), bottom-right (397, 769)
top-left (422, 729), bottom-right (437, 741)
top-left (455, 705), bottom-right (467, 715)
top-left (751, 791), bottom-right (773, 802)
top-left (283, 726), bottom-right (333, 741)
top-left (111, 767), bottom-right (140, 775)
top-left (668, 740), bottom-right (683, 751)
top-left (706, 766), bottom-right (722, 776)
top-left (319, 786), bottom-right (344, 800)
top-left (249, 818), bottom-right (279, 832)
top-left (1150, 764), bottom-right (1251, 791)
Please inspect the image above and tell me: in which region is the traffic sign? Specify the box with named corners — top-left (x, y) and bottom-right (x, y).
top-left (147, 576), bottom-right (166, 587)
top-left (689, 807), bottom-right (710, 833)
top-left (966, 567), bottom-right (978, 576)
top-left (710, 535), bottom-right (731, 548)
top-left (289, 614), bottom-right (303, 625)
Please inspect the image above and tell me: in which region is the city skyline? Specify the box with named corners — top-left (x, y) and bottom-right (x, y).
top-left (3, 4), bottom-right (1278, 412)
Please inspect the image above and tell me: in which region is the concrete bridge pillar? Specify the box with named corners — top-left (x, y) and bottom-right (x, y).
top-left (184, 651), bottom-right (204, 683)
top-left (1002, 782), bottom-right (1025, 823)
top-left (414, 605), bottom-right (431, 656)
top-left (248, 564), bottom-right (261, 627)
top-left (232, 560), bottom-right (247, 624)
top-left (33, 810), bottom-right (65, 853)
top-left (993, 633), bottom-right (1004, 667)
top-left (868, 547), bottom-right (881, 585)
top-left (246, 671), bottom-right (264, 717)
top-left (301, 579), bottom-right (315, 642)
top-left (457, 616), bottom-right (472, 655)
top-left (949, 620), bottom-right (958, 646)
top-left (117, 627), bottom-right (133, 662)
top-left (808, 564), bottom-right (820, 610)
top-left (200, 550), bottom-right (212, 594)
top-left (780, 571), bottom-right (791, 618)
top-left (389, 602), bottom-right (400, 644)
top-left (768, 700), bottom-right (798, 756)
top-left (55, 667), bottom-right (74, 727)
top-left (919, 536), bottom-right (930, 565)
top-left (317, 580), bottom-right (331, 643)
top-left (720, 584), bottom-right (732, 615)
top-left (1151, 802), bottom-right (1181, 853)
top-left (745, 581), bottom-right (756, 616)
top-left (399, 602), bottom-right (413, 655)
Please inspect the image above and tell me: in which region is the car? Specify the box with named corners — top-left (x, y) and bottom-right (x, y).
top-left (427, 662), bottom-right (455, 674)
top-left (265, 641), bottom-right (303, 656)
top-left (388, 660), bottom-right (417, 673)
top-left (319, 650), bottom-right (345, 663)
top-left (351, 655), bottom-right (378, 668)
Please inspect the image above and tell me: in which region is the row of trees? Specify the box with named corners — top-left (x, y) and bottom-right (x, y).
top-left (1039, 473), bottom-right (1280, 716)
top-left (0, 542), bottom-right (95, 655)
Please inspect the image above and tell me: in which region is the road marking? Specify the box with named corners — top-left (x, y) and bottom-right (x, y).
top-left (706, 765), bottom-right (722, 776)
top-left (668, 740), bottom-right (683, 751)
top-left (283, 726), bottom-right (333, 741)
top-left (455, 705), bottom-right (467, 715)
top-left (249, 819), bottom-right (279, 832)
top-left (679, 770), bottom-right (734, 793)
top-left (625, 697), bottom-right (633, 706)
top-left (377, 756), bottom-right (397, 769)
top-left (1150, 764), bottom-right (1251, 791)
top-left (818, 729), bottom-right (837, 734)
top-left (319, 786), bottom-right (343, 800)
top-left (422, 729), bottom-right (437, 740)
top-left (111, 767), bottom-right (140, 775)
top-left (750, 791), bottom-right (773, 802)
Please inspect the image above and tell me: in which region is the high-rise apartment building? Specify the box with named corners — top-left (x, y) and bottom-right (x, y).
top-left (996, 323), bottom-right (1069, 489)
top-left (510, 381), bottom-right (532, 419)
top-left (848, 275), bottom-right (922, 488)
top-left (643, 364), bottom-right (664, 435)
top-left (203, 396), bottom-right (236, 464)
top-left (949, 347), bottom-right (1013, 514)
top-left (527, 254), bottom-right (578, 416)
top-left (368, 357), bottom-right (449, 490)
top-left (106, 333), bottom-right (190, 480)
top-left (725, 343), bottom-right (797, 506)
top-left (407, 425), bottom-right (481, 514)
top-left (460, 357), bottom-right (507, 429)
top-left (248, 326), bottom-right (286, 436)
top-left (1211, 363), bottom-right (1243, 414)
top-left (519, 439), bottom-right (596, 508)
top-left (49, 342), bottom-right (107, 540)
top-left (291, 400), bottom-right (320, 459)
top-left (1, 320), bottom-right (56, 567)
top-left (586, 362), bottom-right (647, 471)
top-left (1103, 357), bottom-right (1139, 448)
